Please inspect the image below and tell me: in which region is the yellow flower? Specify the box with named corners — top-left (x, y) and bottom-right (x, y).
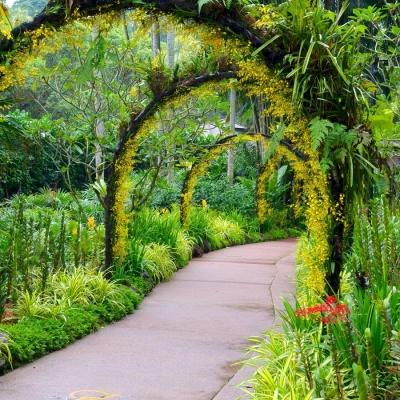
top-left (201, 199), bottom-right (207, 208)
top-left (87, 216), bottom-right (96, 229)
top-left (72, 228), bottom-right (78, 235)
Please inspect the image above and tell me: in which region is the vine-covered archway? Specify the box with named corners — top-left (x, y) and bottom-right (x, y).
top-left (178, 130), bottom-right (308, 225)
top-left (0, 1), bottom-right (383, 300)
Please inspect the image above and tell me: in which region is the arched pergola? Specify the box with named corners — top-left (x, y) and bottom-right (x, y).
top-left (0, 0), bottom-right (382, 299)
top-left (178, 131), bottom-right (308, 226)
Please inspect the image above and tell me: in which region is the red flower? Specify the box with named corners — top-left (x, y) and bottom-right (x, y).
top-left (295, 296), bottom-right (350, 323)
top-left (332, 304), bottom-right (350, 316)
top-left (325, 296), bottom-right (337, 305)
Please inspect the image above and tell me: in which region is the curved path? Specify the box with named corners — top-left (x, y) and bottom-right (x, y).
top-left (0, 239), bottom-right (296, 400)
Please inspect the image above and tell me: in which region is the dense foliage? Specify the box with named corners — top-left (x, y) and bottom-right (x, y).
top-left (243, 198), bottom-right (400, 399)
top-left (0, 0), bottom-right (399, 398)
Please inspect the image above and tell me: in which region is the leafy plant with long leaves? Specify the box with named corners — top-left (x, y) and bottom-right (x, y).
top-left (252, 0), bottom-right (372, 125)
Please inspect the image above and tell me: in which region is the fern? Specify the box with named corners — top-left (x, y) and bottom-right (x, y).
top-left (343, 128), bottom-right (357, 149)
top-left (327, 123), bottom-right (345, 149)
top-left (309, 117), bottom-right (333, 151)
top-left (320, 158), bottom-right (334, 174)
top-left (333, 147), bottom-right (348, 164)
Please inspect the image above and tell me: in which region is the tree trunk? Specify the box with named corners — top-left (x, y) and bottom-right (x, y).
top-left (167, 30), bottom-right (175, 70)
top-left (92, 26), bottom-right (105, 181)
top-left (327, 165), bottom-right (344, 294)
top-left (152, 22), bottom-right (160, 59)
top-left (151, 22), bottom-right (163, 166)
top-left (166, 30), bottom-right (175, 186)
top-left (227, 88), bottom-right (236, 185)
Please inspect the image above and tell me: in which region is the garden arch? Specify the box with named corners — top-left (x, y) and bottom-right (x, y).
top-left (0, 0), bottom-right (380, 297)
top-left (178, 131), bottom-right (308, 226)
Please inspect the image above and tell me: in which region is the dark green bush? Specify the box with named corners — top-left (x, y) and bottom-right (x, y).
top-left (126, 276), bottom-right (152, 296)
top-left (287, 228), bottom-right (302, 238)
top-left (149, 174), bottom-right (255, 216)
top-left (263, 228), bottom-right (289, 241)
top-left (192, 177), bottom-right (255, 216)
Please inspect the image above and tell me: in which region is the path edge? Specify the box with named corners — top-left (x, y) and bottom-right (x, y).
top-left (212, 240), bottom-right (297, 400)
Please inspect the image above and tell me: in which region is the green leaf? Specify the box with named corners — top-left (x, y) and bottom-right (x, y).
top-left (302, 40), bottom-right (315, 74)
top-left (251, 35), bottom-right (281, 57)
top-left (198, 0), bottom-right (212, 13)
top-left (326, 47), bottom-right (349, 85)
top-left (309, 117), bottom-right (333, 151)
top-left (320, 158), bottom-right (334, 174)
top-left (264, 122), bottom-right (285, 161)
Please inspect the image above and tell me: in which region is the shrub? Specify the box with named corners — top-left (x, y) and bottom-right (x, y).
top-left (263, 228), bottom-right (289, 241)
top-left (144, 243), bottom-right (177, 283)
top-left (187, 206), bottom-right (213, 246)
top-left (175, 230), bottom-right (194, 268)
top-left (125, 276), bottom-right (152, 296)
top-left (193, 177), bottom-right (255, 216)
top-left (209, 215), bottom-right (245, 248)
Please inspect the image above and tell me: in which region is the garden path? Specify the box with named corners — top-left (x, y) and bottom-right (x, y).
top-left (0, 239), bottom-right (296, 400)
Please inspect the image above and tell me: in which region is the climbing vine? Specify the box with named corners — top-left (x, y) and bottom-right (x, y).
top-left (180, 133), bottom-right (264, 227)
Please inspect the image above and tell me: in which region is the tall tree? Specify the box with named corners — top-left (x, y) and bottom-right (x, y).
top-left (227, 88), bottom-right (236, 185)
top-left (166, 29), bottom-right (175, 186)
top-left (92, 26), bottom-right (105, 181)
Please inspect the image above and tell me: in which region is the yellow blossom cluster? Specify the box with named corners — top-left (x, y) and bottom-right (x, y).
top-left (331, 193), bottom-right (345, 223)
top-left (87, 217), bottom-right (96, 229)
top-left (237, 59), bottom-right (292, 118)
top-left (253, 5), bottom-right (280, 30)
top-left (236, 51), bottom-right (331, 301)
top-left (294, 153), bottom-right (332, 302)
top-left (256, 149), bottom-right (283, 223)
top-left (112, 118), bottom-right (156, 258)
top-left (180, 145), bottom-right (225, 226)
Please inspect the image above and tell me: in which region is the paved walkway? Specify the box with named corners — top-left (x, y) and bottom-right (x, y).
top-left (0, 239), bottom-right (296, 400)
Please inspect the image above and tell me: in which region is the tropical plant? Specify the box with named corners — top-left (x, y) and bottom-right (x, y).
top-left (144, 243), bottom-right (177, 283)
top-left (11, 291), bottom-right (50, 321)
top-left (208, 214), bottom-right (245, 248)
top-left (253, 0), bottom-right (371, 125)
top-left (350, 196), bottom-right (400, 292)
top-left (240, 330), bottom-right (317, 399)
top-left (175, 230), bottom-right (194, 268)
top-left (0, 330), bottom-right (12, 369)
top-left (244, 196), bottom-right (400, 399)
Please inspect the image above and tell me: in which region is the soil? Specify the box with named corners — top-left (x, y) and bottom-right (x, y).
top-left (0, 302), bottom-right (13, 324)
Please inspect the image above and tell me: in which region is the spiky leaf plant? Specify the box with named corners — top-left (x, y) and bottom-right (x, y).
top-left (144, 243), bottom-right (177, 283)
top-left (175, 230), bottom-right (194, 268)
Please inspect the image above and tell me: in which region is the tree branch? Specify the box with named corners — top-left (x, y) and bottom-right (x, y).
top-left (114, 71), bottom-right (237, 160)
top-left (212, 133), bottom-right (308, 162)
